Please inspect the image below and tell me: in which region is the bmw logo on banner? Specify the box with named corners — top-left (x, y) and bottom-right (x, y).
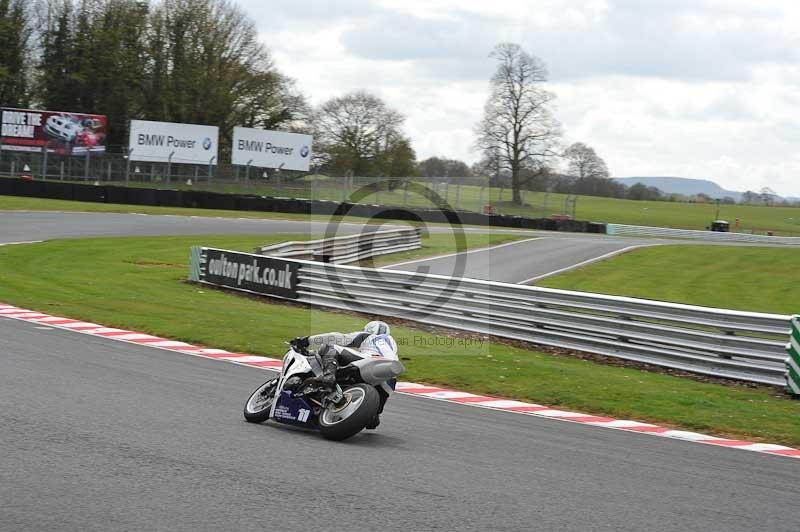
top-left (203, 137), bottom-right (213, 150)
top-left (300, 145), bottom-right (310, 158)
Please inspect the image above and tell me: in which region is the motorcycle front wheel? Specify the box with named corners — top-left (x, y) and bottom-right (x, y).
top-left (243, 378), bottom-right (279, 423)
top-left (319, 384), bottom-right (380, 441)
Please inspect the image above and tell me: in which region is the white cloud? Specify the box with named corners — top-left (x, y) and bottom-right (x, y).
top-left (237, 0), bottom-right (800, 196)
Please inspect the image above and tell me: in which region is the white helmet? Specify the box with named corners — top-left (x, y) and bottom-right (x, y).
top-left (364, 320), bottom-right (390, 336)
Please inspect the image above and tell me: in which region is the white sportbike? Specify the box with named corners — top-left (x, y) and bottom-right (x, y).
top-left (243, 341), bottom-right (405, 441)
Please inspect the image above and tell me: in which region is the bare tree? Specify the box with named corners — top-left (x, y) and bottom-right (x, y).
top-left (314, 90), bottom-right (408, 176)
top-left (476, 42), bottom-right (560, 204)
top-left (563, 142), bottom-right (609, 179)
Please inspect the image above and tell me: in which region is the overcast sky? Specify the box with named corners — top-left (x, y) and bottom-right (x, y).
top-left (239, 0), bottom-right (800, 196)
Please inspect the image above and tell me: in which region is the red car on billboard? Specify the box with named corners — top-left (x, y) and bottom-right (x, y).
top-left (0, 107), bottom-right (107, 155)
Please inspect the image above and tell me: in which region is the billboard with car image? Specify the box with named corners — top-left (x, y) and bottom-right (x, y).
top-left (0, 107), bottom-right (107, 155)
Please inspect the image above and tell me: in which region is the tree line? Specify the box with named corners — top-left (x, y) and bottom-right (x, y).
top-left (3, 3), bottom-right (778, 205)
top-left (0, 0), bottom-right (415, 177)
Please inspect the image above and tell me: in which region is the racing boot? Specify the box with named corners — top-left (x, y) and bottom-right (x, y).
top-left (304, 346), bottom-right (338, 392)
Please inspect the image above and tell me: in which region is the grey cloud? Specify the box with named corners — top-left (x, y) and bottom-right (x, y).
top-left (241, 0), bottom-right (378, 30)
top-left (330, 1), bottom-right (799, 83)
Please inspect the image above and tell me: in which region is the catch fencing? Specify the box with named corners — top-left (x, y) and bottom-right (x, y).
top-left (607, 223), bottom-right (800, 245)
top-left (256, 227), bottom-right (422, 264)
top-left (190, 247), bottom-right (791, 387)
top-left (0, 149), bottom-right (577, 219)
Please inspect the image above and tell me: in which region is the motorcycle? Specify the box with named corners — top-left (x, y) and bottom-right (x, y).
top-left (243, 341), bottom-right (405, 441)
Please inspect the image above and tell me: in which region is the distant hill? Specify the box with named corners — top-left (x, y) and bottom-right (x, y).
top-left (613, 177), bottom-right (742, 201)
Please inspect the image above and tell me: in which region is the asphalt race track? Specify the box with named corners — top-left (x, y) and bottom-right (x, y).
top-left (2, 210), bottom-right (799, 531)
top-left (0, 211), bottom-right (373, 241)
top-left (1, 318), bottom-right (797, 532)
top-left (387, 236), bottom-right (640, 283)
top-left (0, 211), bottom-right (645, 283)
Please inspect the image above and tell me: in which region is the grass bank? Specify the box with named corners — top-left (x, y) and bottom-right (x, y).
top-left (538, 244), bottom-right (800, 315)
top-left (1, 236), bottom-right (798, 445)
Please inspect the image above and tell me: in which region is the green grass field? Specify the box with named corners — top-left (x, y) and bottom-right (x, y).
top-left (81, 177), bottom-right (800, 235)
top-left (539, 244), bottom-right (800, 315)
top-left (1, 235), bottom-right (798, 445)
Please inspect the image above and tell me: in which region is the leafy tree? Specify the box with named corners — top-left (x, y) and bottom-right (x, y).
top-left (626, 182), bottom-right (663, 201)
top-left (32, 0), bottom-right (305, 150)
top-left (418, 156), bottom-right (472, 178)
top-left (36, 0), bottom-right (80, 111)
top-left (476, 42), bottom-right (560, 204)
top-left (0, 0), bottom-right (31, 106)
top-left (741, 190), bottom-right (760, 204)
top-left (143, 0), bottom-right (307, 152)
top-left (377, 136), bottom-right (416, 177)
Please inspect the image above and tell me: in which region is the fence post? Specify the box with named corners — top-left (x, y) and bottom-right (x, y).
top-left (375, 177), bottom-right (381, 205)
top-left (167, 151), bottom-right (175, 185)
top-left (455, 183), bottom-right (461, 210)
top-left (125, 148), bottom-right (133, 185)
top-left (245, 159), bottom-right (252, 189)
top-left (786, 316), bottom-right (800, 396)
top-left (478, 186), bottom-right (485, 211)
top-left (572, 196), bottom-right (578, 218)
top-left (41, 146), bottom-right (49, 180)
top-left (84, 150), bottom-right (91, 180)
top-left (209, 156), bottom-right (216, 187)
top-left (11, 159), bottom-right (16, 177)
top-left (403, 179), bottom-right (409, 207)
top-left (60, 160), bottom-right (65, 180)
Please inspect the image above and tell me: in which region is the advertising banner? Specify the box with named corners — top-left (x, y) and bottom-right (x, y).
top-left (190, 247), bottom-right (299, 299)
top-left (1, 107), bottom-right (107, 155)
top-left (128, 120), bottom-right (219, 165)
top-left (232, 127), bottom-right (312, 171)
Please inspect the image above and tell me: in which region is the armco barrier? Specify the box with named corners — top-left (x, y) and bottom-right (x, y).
top-left (190, 246), bottom-right (791, 386)
top-left (607, 223), bottom-right (800, 245)
top-left (257, 227), bottom-right (421, 264)
top-left (0, 177), bottom-right (605, 234)
top-left (786, 316), bottom-right (800, 396)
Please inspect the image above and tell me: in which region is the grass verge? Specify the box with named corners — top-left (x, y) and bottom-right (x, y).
top-left (0, 236), bottom-right (798, 445)
top-left (538, 244), bottom-right (800, 314)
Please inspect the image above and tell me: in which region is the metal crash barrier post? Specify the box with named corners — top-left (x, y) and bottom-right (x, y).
top-left (786, 316), bottom-right (800, 397)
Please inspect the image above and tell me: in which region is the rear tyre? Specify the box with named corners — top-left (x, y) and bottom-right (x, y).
top-left (243, 379), bottom-right (278, 423)
top-left (319, 384), bottom-right (380, 441)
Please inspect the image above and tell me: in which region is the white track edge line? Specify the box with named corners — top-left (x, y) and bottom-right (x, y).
top-left (517, 243), bottom-right (659, 284)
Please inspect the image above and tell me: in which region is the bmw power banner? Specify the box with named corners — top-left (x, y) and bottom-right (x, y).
top-left (232, 127), bottom-right (312, 171)
top-left (1, 107), bottom-right (107, 155)
top-left (128, 120), bottom-right (219, 165)
top-left (190, 247), bottom-right (299, 299)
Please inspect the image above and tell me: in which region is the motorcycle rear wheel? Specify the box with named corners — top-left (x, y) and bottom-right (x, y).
top-left (319, 384), bottom-right (380, 441)
top-left (243, 378), bottom-right (278, 423)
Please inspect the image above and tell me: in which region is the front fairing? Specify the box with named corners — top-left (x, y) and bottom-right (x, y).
top-left (272, 390), bottom-right (319, 428)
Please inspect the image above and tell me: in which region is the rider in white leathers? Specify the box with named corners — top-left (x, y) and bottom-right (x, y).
top-left (293, 320), bottom-right (397, 429)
